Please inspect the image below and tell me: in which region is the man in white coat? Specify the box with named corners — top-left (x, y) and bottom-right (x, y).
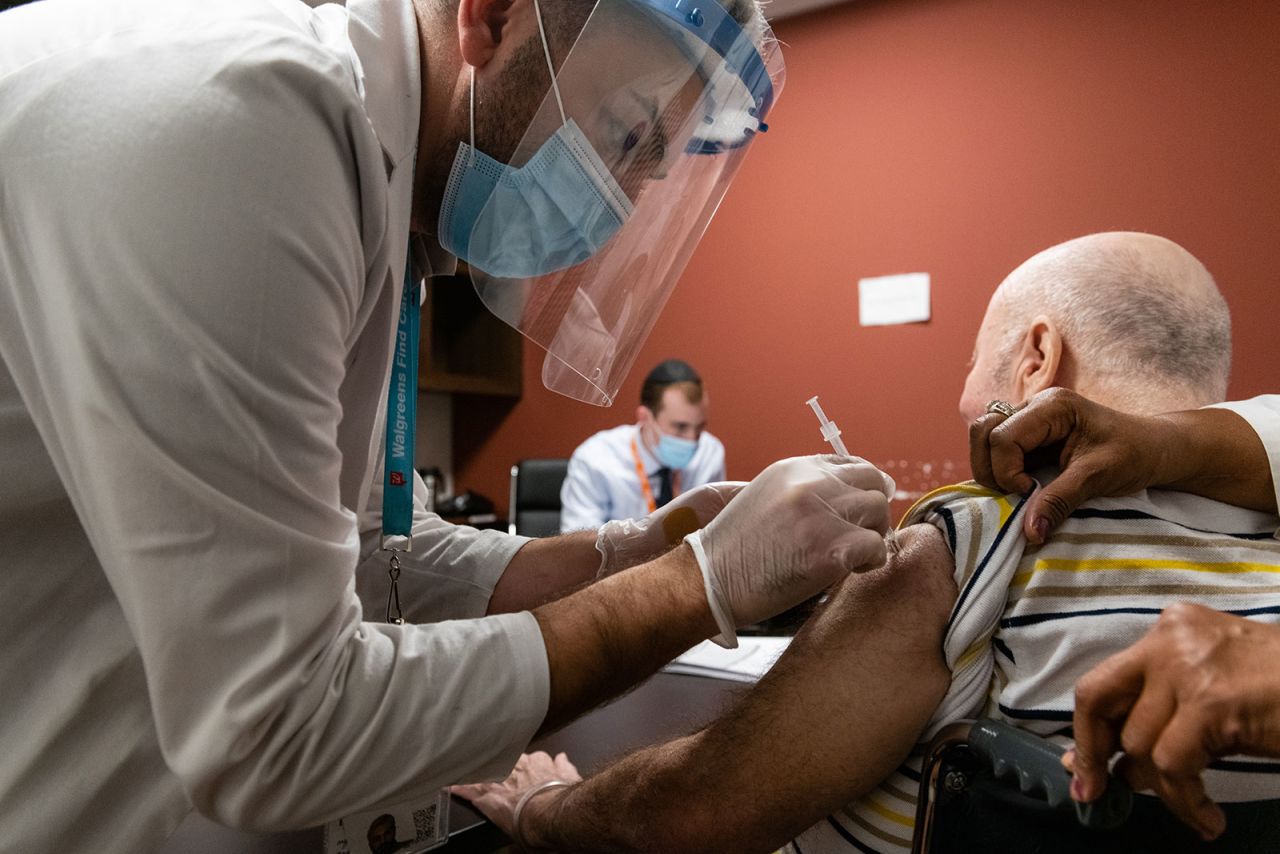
top-left (561, 359), bottom-right (727, 533)
top-left (0, 0), bottom-right (898, 850)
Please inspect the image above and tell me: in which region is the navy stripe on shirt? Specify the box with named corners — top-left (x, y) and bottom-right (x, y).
top-left (1069, 507), bottom-right (1275, 540)
top-left (946, 493), bottom-right (1030, 637)
top-left (826, 815), bottom-right (885, 854)
top-left (1002, 604), bottom-right (1280, 630)
top-left (936, 505), bottom-right (958, 555)
top-left (992, 635), bottom-right (1016, 664)
top-left (998, 702), bottom-right (1073, 722)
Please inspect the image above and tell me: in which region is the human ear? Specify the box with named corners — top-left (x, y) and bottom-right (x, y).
top-left (456, 0), bottom-right (516, 69)
top-left (636, 405), bottom-right (661, 446)
top-left (1010, 316), bottom-right (1064, 403)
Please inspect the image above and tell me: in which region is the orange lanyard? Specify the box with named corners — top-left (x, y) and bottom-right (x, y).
top-left (631, 437), bottom-right (679, 514)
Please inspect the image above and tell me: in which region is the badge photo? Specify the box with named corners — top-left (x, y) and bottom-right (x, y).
top-left (323, 789), bottom-right (451, 854)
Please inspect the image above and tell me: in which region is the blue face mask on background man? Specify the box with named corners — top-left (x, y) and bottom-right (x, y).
top-left (437, 5), bottom-right (634, 279)
top-left (655, 432), bottom-right (698, 469)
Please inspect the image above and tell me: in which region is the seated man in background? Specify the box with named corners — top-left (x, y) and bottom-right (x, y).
top-left (458, 232), bottom-right (1280, 852)
top-left (560, 359), bottom-right (726, 532)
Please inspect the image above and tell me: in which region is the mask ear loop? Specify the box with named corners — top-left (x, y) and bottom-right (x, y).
top-left (468, 66), bottom-right (476, 164)
top-left (531, 0), bottom-right (568, 125)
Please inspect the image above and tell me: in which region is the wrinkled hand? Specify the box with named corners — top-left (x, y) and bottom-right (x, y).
top-left (452, 751), bottom-right (582, 841)
top-left (688, 455), bottom-right (894, 647)
top-left (596, 481), bottom-right (746, 577)
top-left (969, 388), bottom-right (1167, 543)
top-left (1067, 603), bottom-right (1280, 840)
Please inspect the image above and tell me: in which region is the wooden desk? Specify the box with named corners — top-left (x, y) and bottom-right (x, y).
top-left (162, 673), bottom-right (748, 853)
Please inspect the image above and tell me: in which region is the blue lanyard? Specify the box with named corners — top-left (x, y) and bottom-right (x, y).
top-left (382, 259), bottom-right (420, 547)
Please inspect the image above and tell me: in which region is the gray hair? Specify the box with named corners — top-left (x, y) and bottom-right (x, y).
top-left (993, 233), bottom-right (1231, 407)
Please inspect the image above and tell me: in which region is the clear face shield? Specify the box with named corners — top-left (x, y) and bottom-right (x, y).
top-left (438, 0), bottom-right (785, 405)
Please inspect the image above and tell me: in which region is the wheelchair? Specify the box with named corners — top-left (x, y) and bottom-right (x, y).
top-left (913, 719), bottom-right (1280, 853)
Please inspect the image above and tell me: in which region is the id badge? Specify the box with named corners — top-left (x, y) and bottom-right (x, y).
top-left (324, 788), bottom-right (451, 854)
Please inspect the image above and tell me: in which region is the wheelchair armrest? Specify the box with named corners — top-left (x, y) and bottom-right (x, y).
top-left (966, 719), bottom-right (1132, 830)
top-left (915, 718), bottom-right (1132, 850)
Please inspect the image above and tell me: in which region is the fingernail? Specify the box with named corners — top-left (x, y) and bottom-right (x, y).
top-left (1032, 516), bottom-right (1049, 542)
top-left (1069, 775), bottom-right (1084, 801)
top-left (1203, 807), bottom-right (1226, 840)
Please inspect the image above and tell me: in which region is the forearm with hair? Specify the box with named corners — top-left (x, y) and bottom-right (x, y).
top-left (523, 525), bottom-right (958, 853)
top-left (1155, 409), bottom-right (1276, 513)
top-left (486, 531), bottom-right (600, 615)
top-left (533, 543), bottom-right (718, 734)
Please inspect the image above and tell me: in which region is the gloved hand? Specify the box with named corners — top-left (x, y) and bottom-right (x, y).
top-left (686, 455), bottom-right (895, 648)
top-left (595, 481), bottom-right (746, 577)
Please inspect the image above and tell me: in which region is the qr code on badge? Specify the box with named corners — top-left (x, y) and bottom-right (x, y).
top-left (413, 804), bottom-right (438, 841)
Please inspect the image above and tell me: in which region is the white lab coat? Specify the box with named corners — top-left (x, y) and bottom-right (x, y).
top-left (0, 0), bottom-right (548, 850)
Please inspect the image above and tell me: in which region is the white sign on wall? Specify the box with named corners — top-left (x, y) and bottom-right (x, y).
top-left (858, 272), bottom-right (931, 327)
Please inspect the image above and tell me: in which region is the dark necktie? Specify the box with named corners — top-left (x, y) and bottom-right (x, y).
top-left (655, 467), bottom-right (673, 508)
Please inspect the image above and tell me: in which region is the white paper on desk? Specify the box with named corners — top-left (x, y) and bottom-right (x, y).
top-left (858, 272), bottom-right (931, 326)
top-left (663, 636), bottom-right (792, 683)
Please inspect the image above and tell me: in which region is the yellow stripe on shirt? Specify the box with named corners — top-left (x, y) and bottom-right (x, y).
top-left (862, 794), bottom-right (915, 828)
top-left (1036, 557), bottom-right (1280, 575)
top-left (955, 629), bottom-right (994, 671)
top-left (900, 482), bottom-right (1002, 527)
top-left (1013, 557), bottom-right (1280, 587)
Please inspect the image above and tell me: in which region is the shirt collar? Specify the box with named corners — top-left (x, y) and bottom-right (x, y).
top-left (347, 0), bottom-right (459, 277)
top-left (345, 0), bottom-right (419, 171)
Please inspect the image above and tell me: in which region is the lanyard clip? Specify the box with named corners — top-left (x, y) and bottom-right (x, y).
top-left (380, 534), bottom-right (413, 554)
top-left (384, 550), bottom-right (406, 626)
top-left (380, 537), bottom-right (411, 626)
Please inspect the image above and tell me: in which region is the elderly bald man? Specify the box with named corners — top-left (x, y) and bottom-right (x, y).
top-left (959, 231), bottom-right (1230, 422)
top-left (457, 232), bottom-right (1280, 852)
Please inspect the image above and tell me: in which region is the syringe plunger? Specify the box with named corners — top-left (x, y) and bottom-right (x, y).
top-left (806, 395), bottom-right (850, 456)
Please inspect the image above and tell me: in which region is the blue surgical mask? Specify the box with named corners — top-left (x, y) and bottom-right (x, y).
top-left (438, 14), bottom-right (634, 279)
top-left (438, 119), bottom-right (633, 279)
top-left (656, 433), bottom-right (698, 470)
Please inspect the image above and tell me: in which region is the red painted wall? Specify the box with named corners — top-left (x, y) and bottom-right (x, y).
top-left (456, 0), bottom-right (1280, 520)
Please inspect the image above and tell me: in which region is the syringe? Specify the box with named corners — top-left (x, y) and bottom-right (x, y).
top-left (807, 395), bottom-right (901, 556)
top-left (806, 395), bottom-right (850, 456)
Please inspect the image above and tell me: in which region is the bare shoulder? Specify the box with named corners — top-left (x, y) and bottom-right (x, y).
top-left (811, 523), bottom-right (958, 654)
top-left (878, 523), bottom-right (959, 621)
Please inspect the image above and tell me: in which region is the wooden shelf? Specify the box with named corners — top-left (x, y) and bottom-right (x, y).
top-left (419, 271), bottom-right (523, 398)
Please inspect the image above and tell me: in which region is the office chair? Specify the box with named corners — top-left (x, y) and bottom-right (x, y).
top-left (507, 458), bottom-right (569, 537)
top-left (913, 719), bottom-right (1280, 853)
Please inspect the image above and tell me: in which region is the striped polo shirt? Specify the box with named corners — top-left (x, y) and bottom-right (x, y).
top-left (786, 481), bottom-right (1280, 854)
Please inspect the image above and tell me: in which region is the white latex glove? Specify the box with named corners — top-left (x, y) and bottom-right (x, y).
top-left (686, 455), bottom-right (895, 648)
top-left (595, 481), bottom-right (746, 578)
